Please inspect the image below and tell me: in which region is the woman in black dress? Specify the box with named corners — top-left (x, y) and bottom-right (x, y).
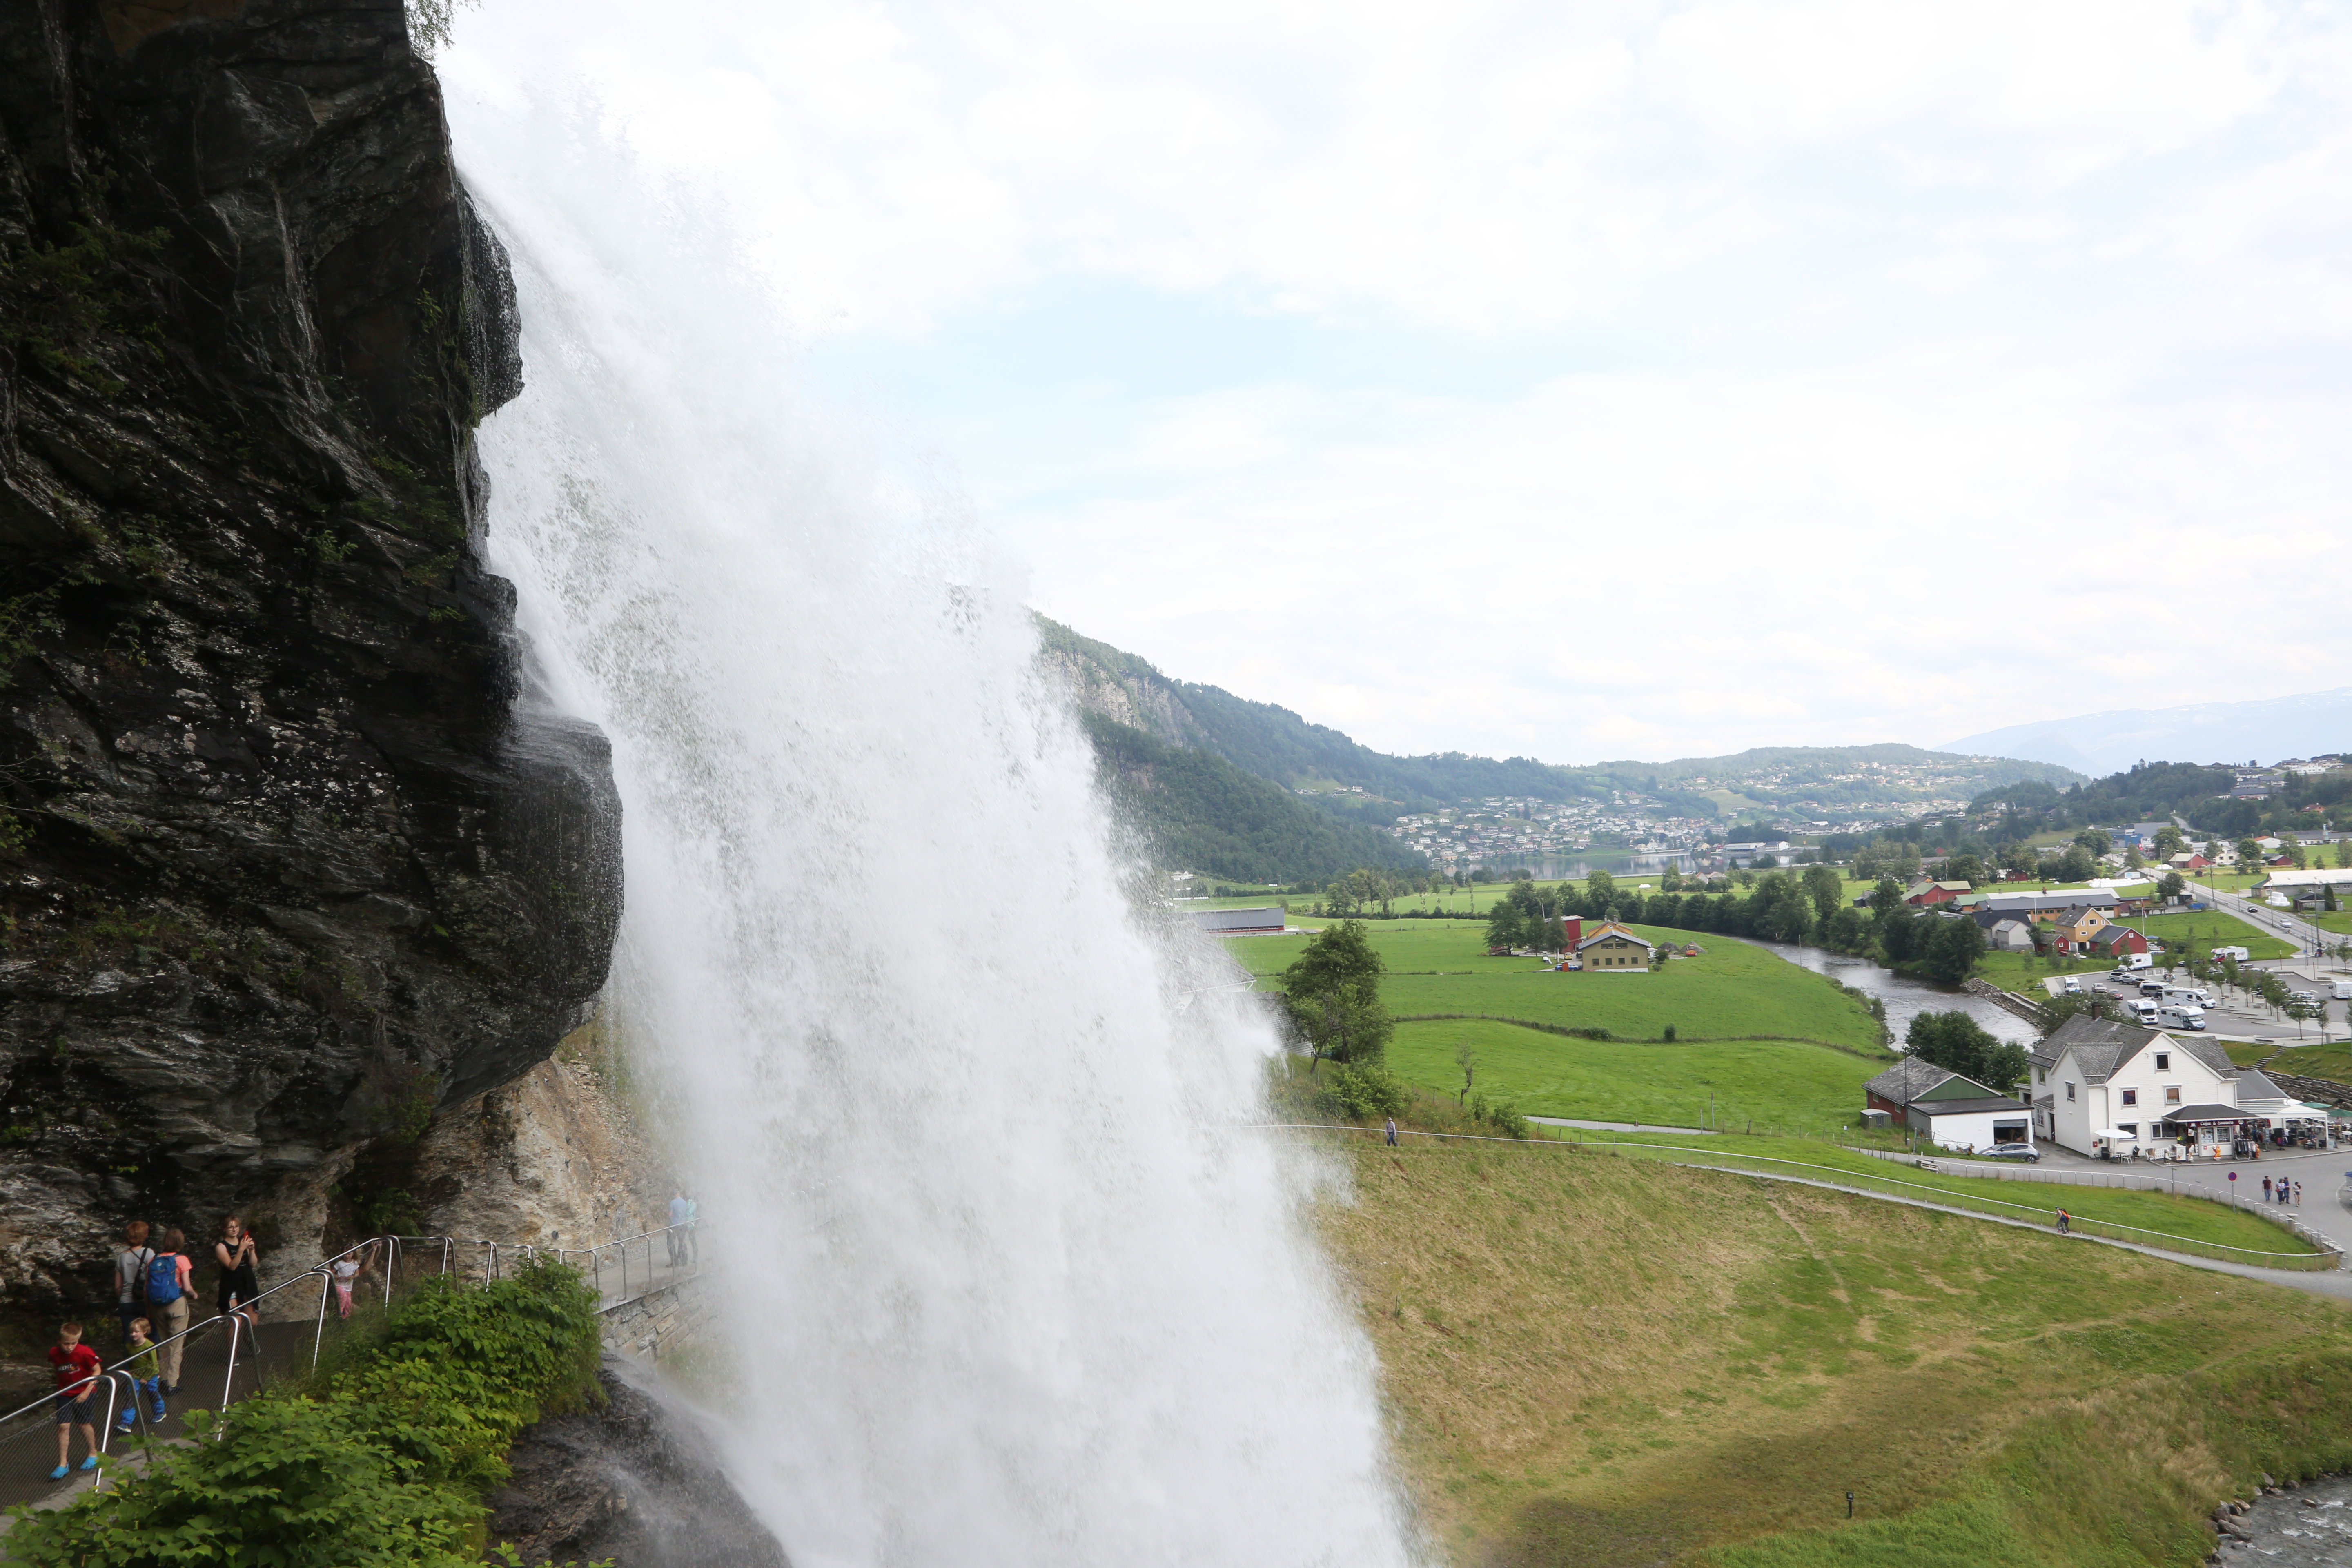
top-left (214, 1215), bottom-right (261, 1344)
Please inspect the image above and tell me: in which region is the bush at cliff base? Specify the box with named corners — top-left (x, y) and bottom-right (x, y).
top-left (7, 1257), bottom-right (601, 1567)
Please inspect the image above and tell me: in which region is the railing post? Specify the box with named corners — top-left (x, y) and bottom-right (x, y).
top-left (222, 1314), bottom-right (242, 1421)
top-left (312, 1268), bottom-right (332, 1370)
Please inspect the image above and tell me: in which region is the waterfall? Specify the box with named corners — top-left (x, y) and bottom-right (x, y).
top-left (444, 94), bottom-right (1421, 1568)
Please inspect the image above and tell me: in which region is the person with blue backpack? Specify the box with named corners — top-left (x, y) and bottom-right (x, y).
top-left (141, 1228), bottom-right (193, 1395)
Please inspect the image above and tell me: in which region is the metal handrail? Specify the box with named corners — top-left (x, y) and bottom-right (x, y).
top-left (0, 1221), bottom-right (703, 1476)
top-left (1258, 1123), bottom-right (2341, 1270)
top-left (554, 1221), bottom-right (700, 1307)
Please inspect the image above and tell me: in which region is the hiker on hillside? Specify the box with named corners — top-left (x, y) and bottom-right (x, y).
top-left (214, 1216), bottom-right (261, 1347)
top-left (47, 1322), bottom-right (100, 1480)
top-left (145, 1229), bottom-right (193, 1394)
top-left (2056, 1208), bottom-right (2071, 1235)
top-left (1385, 1116), bottom-right (1398, 1147)
top-left (114, 1221), bottom-right (156, 1347)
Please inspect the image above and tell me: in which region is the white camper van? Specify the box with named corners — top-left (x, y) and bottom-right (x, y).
top-left (2163, 987), bottom-right (2215, 1009)
top-left (2157, 1003), bottom-right (2207, 1031)
top-left (2129, 998), bottom-right (2161, 1024)
top-left (2212, 945), bottom-right (2250, 963)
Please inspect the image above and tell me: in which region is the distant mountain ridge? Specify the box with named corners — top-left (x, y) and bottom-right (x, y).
top-left (1039, 617), bottom-right (2083, 879)
top-left (1944, 688), bottom-right (2352, 775)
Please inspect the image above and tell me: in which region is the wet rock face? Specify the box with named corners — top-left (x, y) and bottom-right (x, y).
top-left (0, 0), bottom-right (619, 1313)
top-left (492, 1360), bottom-right (791, 1568)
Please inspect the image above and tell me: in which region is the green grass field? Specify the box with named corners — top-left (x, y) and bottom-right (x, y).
top-left (2136, 909), bottom-right (2296, 959)
top-left (1319, 1138), bottom-right (2352, 1567)
top-left (1229, 919), bottom-right (1888, 1050)
top-left (1391, 1019), bottom-right (1871, 1134)
top-left (2232, 1040), bottom-right (2352, 1081)
top-left (1528, 1127), bottom-right (2314, 1256)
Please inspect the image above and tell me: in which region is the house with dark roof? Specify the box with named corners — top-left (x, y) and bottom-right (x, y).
top-left (1862, 1057), bottom-right (2033, 1153)
top-left (2028, 1015), bottom-right (2319, 1156)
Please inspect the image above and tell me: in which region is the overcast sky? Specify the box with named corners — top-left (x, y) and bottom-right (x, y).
top-left (441, 1), bottom-right (2352, 766)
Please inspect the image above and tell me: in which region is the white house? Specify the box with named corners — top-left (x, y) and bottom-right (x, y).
top-left (2029, 1015), bottom-right (2308, 1157)
top-left (2254, 868), bottom-right (2352, 909)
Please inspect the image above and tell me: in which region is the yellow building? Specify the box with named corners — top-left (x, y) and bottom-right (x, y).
top-left (1575, 922), bottom-right (1655, 971)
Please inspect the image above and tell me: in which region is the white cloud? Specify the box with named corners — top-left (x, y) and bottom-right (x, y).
top-left (441, 0), bottom-right (2352, 762)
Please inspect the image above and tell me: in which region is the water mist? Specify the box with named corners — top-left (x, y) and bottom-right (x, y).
top-left (447, 102), bottom-right (1423, 1568)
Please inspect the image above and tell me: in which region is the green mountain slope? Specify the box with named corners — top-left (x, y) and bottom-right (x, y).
top-left (1080, 713), bottom-right (1422, 884)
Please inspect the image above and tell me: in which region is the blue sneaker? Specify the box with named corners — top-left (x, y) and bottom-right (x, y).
top-left (47, 1465), bottom-right (66, 1481)
top-left (153, 1401), bottom-right (166, 1422)
top-left (115, 1419), bottom-right (133, 1436)
top-left (78, 1455), bottom-right (97, 1472)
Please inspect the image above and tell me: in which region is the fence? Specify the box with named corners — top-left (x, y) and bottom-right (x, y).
top-left (0, 1221), bottom-right (701, 1497)
top-left (1265, 1122), bottom-right (2341, 1273)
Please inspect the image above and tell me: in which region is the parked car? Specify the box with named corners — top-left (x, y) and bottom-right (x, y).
top-left (2063, 977), bottom-right (2082, 993)
top-left (1983, 1145), bottom-right (2041, 1163)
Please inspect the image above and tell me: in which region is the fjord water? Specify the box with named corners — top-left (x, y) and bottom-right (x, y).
top-left (448, 112), bottom-right (1418, 1567)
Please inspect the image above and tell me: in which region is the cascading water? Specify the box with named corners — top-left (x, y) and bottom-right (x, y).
top-left (444, 91), bottom-right (1423, 1568)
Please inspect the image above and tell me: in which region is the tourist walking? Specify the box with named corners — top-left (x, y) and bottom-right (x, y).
top-left (682, 1193), bottom-right (699, 1265)
top-left (146, 1229), bottom-right (192, 1394)
top-left (116, 1317), bottom-right (165, 1433)
top-left (47, 1322), bottom-right (100, 1480)
top-left (666, 1192), bottom-right (689, 1268)
top-left (2295, 1180), bottom-right (2305, 1206)
top-left (331, 1241), bottom-right (377, 1319)
top-left (214, 1216), bottom-right (261, 1348)
top-left (2263, 1176), bottom-right (2274, 1202)
top-left (1384, 1117), bottom-right (1398, 1147)
top-left (114, 1221), bottom-right (156, 1347)
top-left (2056, 1208), bottom-right (2071, 1235)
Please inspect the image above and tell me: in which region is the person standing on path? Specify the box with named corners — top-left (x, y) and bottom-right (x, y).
top-left (2263, 1176), bottom-right (2274, 1202)
top-left (214, 1216), bottom-right (261, 1348)
top-left (46, 1323), bottom-right (100, 1480)
top-left (2295, 1180), bottom-right (2305, 1206)
top-left (1385, 1117), bottom-right (1398, 1147)
top-left (666, 1192), bottom-right (689, 1268)
top-left (115, 1317), bottom-right (165, 1434)
top-left (331, 1241), bottom-right (376, 1319)
top-left (147, 1229), bottom-right (192, 1394)
top-left (114, 1221), bottom-right (156, 1347)
top-left (2056, 1208), bottom-right (2072, 1235)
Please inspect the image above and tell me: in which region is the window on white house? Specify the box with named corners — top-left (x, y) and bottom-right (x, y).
top-left (2166, 1086), bottom-right (2181, 1103)
top-left (2155, 1053), bottom-right (2169, 1069)
top-left (2121, 1089), bottom-right (2137, 1105)
top-left (2066, 1082), bottom-right (2076, 1100)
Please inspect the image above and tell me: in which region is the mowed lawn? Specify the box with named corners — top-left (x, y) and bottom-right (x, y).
top-left (1227, 920), bottom-right (1887, 1050)
top-left (2136, 909), bottom-right (2296, 959)
top-left (1392, 1018), bottom-right (1869, 1134)
top-left (1321, 1140), bottom-right (2352, 1568)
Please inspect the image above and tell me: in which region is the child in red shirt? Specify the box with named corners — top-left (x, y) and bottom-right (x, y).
top-left (48, 1321), bottom-right (101, 1480)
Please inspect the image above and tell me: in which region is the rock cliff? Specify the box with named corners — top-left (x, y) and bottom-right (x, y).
top-left (0, 0), bottom-right (620, 1319)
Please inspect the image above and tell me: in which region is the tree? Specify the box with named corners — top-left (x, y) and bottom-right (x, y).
top-left (1941, 853), bottom-right (1985, 886)
top-left (1802, 862), bottom-right (1845, 923)
top-left (1483, 900), bottom-right (1525, 952)
top-left (2073, 828), bottom-right (2111, 856)
top-left (1278, 921), bottom-right (1393, 1066)
top-left (1908, 1010), bottom-right (2028, 1091)
top-left (1323, 879), bottom-right (1359, 917)
top-left (2058, 845), bottom-right (2096, 882)
top-left (1920, 916), bottom-right (1986, 983)
top-left (2156, 871), bottom-right (2188, 902)
top-left (2236, 837), bottom-right (2263, 869)
top-left (1586, 869), bottom-right (1617, 909)
top-left (2153, 825), bottom-right (2186, 860)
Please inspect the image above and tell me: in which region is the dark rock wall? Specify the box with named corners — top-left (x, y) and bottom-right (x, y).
top-left (0, 0), bottom-right (620, 1317)
top-left (492, 1359), bottom-right (792, 1568)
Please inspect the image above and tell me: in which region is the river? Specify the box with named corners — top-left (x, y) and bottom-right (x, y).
top-left (1751, 941), bottom-right (2042, 1047)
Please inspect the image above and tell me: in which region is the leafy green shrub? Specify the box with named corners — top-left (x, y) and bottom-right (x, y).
top-left (8, 1258), bottom-right (602, 1566)
top-left (1328, 1062), bottom-right (1413, 1120)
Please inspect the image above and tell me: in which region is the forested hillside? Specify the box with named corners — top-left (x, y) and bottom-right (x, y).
top-left (1080, 714), bottom-right (1423, 883)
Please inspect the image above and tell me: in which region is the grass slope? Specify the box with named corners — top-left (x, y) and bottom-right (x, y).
top-left (1229, 920), bottom-right (1887, 1051)
top-left (1318, 1139), bottom-right (2352, 1568)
